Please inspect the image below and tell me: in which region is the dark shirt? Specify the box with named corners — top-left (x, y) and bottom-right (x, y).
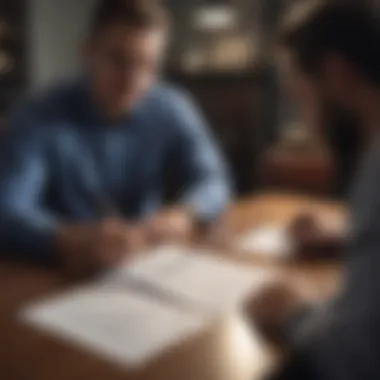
top-left (278, 135), bottom-right (380, 380)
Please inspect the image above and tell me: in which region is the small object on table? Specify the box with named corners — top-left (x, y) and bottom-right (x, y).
top-left (237, 225), bottom-right (293, 260)
top-left (237, 212), bottom-right (346, 261)
top-left (288, 213), bottom-right (345, 260)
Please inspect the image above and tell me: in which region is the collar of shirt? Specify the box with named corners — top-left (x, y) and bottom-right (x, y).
top-left (74, 76), bottom-right (155, 130)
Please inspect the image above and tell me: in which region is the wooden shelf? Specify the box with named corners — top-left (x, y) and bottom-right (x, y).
top-left (166, 64), bottom-right (271, 83)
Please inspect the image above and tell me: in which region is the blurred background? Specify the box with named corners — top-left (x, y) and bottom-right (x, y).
top-left (0, 0), bottom-right (372, 199)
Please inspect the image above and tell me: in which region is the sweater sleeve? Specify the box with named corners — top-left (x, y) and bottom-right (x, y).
top-left (0, 126), bottom-right (61, 264)
top-left (165, 90), bottom-right (232, 222)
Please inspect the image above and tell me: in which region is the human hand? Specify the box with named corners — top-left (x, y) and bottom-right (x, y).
top-left (145, 208), bottom-right (194, 244)
top-left (244, 277), bottom-right (309, 346)
top-left (288, 213), bottom-right (344, 260)
top-left (54, 219), bottom-right (146, 277)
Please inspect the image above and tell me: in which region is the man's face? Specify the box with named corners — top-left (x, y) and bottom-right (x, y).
top-left (86, 24), bottom-right (166, 117)
top-left (281, 52), bottom-right (361, 138)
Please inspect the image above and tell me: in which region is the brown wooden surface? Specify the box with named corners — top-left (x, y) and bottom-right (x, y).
top-left (0, 193), bottom-right (344, 380)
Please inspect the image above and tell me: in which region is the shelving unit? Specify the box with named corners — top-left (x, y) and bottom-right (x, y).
top-left (164, 0), bottom-right (285, 194)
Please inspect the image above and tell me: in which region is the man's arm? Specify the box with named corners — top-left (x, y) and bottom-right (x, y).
top-left (249, 264), bottom-right (380, 380)
top-left (257, 206), bottom-right (380, 378)
top-left (275, 263), bottom-right (380, 380)
top-left (247, 139), bottom-right (380, 380)
top-left (165, 90), bottom-right (232, 222)
top-left (0, 127), bottom-right (62, 264)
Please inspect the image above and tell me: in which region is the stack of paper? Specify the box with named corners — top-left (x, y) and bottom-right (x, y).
top-left (22, 246), bottom-right (272, 367)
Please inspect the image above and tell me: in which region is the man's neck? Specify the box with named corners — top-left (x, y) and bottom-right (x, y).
top-left (89, 84), bottom-right (133, 125)
top-left (92, 91), bottom-right (127, 123)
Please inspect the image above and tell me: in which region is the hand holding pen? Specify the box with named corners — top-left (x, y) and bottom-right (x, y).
top-left (54, 219), bottom-right (146, 278)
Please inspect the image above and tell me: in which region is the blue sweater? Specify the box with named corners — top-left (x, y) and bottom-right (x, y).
top-left (0, 80), bottom-right (231, 262)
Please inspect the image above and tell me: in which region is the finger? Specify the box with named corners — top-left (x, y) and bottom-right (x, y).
top-left (127, 225), bottom-right (147, 251)
top-left (145, 218), bottom-right (166, 243)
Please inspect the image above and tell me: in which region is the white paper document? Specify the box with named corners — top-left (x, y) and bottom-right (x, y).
top-left (23, 246), bottom-right (272, 366)
top-left (23, 286), bottom-right (208, 366)
top-left (237, 225), bottom-right (293, 258)
top-left (111, 246), bottom-right (272, 312)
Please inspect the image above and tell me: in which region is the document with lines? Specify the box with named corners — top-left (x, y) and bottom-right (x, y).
top-left (107, 246), bottom-right (272, 312)
top-left (23, 245), bottom-right (272, 367)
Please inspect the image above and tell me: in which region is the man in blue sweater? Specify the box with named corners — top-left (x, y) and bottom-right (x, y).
top-left (0, 0), bottom-right (230, 274)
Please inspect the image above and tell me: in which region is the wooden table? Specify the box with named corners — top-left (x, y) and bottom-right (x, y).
top-left (0, 193), bottom-right (345, 380)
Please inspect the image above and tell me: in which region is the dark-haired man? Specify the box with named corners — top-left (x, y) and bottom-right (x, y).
top-left (0, 0), bottom-right (230, 274)
top-left (247, 2), bottom-right (380, 380)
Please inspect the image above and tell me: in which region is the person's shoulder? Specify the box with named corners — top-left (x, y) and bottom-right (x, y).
top-left (143, 82), bottom-right (210, 143)
top-left (18, 80), bottom-right (79, 115)
top-left (9, 79), bottom-right (81, 129)
top-left (148, 82), bottom-right (194, 107)
top-left (144, 82), bottom-right (201, 127)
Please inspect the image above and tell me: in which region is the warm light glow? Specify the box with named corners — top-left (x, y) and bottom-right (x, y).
top-left (213, 313), bottom-right (274, 380)
top-left (193, 6), bottom-right (238, 31)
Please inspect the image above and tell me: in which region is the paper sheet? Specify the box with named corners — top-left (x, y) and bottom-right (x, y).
top-left (107, 246), bottom-right (272, 312)
top-left (23, 286), bottom-right (208, 366)
top-left (23, 246), bottom-right (272, 366)
top-left (237, 225), bottom-right (293, 258)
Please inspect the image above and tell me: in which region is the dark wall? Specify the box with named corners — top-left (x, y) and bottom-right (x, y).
top-left (164, 0), bottom-right (286, 193)
top-left (0, 0), bottom-right (27, 121)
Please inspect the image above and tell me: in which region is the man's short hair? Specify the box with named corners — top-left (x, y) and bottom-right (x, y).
top-left (90, 0), bottom-right (169, 35)
top-left (278, 1), bottom-right (380, 85)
